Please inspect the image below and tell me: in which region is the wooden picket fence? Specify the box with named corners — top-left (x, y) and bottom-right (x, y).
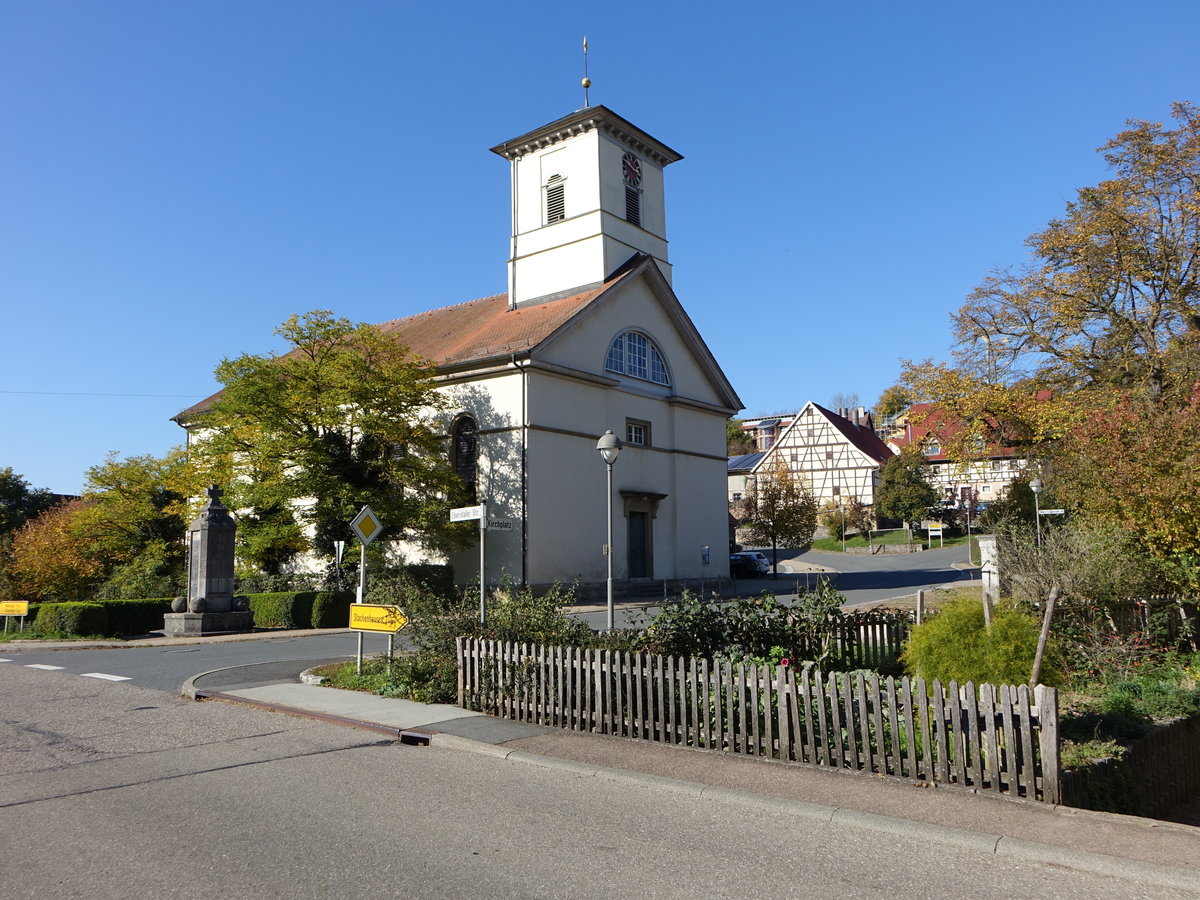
top-left (456, 637), bottom-right (1060, 802)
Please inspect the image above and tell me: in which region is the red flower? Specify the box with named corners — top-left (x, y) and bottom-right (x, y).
top-left (780, 658), bottom-right (790, 667)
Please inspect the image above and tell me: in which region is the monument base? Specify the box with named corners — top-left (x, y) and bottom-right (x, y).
top-left (163, 610), bottom-right (254, 637)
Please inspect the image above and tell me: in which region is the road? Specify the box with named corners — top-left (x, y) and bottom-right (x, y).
top-left (0, 631), bottom-right (364, 692)
top-left (1, 663), bottom-right (1175, 899)
top-left (572, 544), bottom-right (978, 629)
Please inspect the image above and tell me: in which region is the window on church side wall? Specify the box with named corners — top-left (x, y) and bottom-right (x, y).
top-left (604, 331), bottom-right (670, 386)
top-left (452, 416), bottom-right (478, 503)
top-left (546, 175), bottom-right (565, 224)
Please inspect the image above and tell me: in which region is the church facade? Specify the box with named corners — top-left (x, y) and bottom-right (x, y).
top-left (181, 105), bottom-right (742, 594)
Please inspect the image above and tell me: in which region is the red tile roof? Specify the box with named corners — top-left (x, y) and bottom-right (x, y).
top-left (174, 262), bottom-right (641, 423)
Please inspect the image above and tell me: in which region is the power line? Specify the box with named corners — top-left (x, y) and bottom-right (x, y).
top-left (0, 390), bottom-right (206, 399)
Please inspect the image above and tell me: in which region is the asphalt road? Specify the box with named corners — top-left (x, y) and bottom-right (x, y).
top-left (0, 631), bottom-right (366, 692)
top-left (2, 663), bottom-right (1177, 899)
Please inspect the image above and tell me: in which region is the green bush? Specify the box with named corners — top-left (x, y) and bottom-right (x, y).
top-left (901, 596), bottom-right (1062, 686)
top-left (310, 591), bottom-right (353, 628)
top-left (247, 591), bottom-right (317, 628)
top-left (103, 597), bottom-right (174, 635)
top-left (34, 602), bottom-right (109, 637)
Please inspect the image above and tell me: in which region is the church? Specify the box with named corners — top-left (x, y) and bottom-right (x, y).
top-left (181, 104), bottom-right (743, 595)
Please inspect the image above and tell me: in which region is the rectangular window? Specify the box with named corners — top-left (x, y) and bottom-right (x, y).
top-left (626, 419), bottom-right (650, 447)
top-left (627, 332), bottom-right (649, 380)
top-left (625, 186), bottom-right (641, 226)
top-left (832, 486), bottom-right (841, 496)
top-left (546, 176), bottom-right (565, 224)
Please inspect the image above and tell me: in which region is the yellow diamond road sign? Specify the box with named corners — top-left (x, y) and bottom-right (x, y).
top-left (349, 604), bottom-right (408, 633)
top-left (350, 505), bottom-right (383, 546)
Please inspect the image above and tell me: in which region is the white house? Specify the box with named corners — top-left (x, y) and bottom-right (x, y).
top-left (741, 403), bottom-right (894, 508)
top-left (179, 105), bottom-right (742, 595)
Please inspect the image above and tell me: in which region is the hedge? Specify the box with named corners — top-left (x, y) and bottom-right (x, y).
top-left (105, 598), bottom-right (174, 635)
top-left (34, 602), bottom-right (109, 637)
top-left (246, 591), bottom-right (354, 629)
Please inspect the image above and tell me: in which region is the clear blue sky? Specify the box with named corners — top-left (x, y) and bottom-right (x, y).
top-left (3, 1), bottom-right (1197, 494)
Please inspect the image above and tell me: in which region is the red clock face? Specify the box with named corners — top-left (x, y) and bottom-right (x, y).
top-left (622, 152), bottom-right (642, 187)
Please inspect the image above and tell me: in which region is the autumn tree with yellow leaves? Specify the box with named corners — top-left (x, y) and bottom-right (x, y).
top-left (901, 102), bottom-right (1200, 561)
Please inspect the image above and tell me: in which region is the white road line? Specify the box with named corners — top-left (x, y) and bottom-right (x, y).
top-left (81, 673), bottom-right (132, 682)
top-left (0, 659), bottom-right (12, 663)
top-left (25, 664), bottom-right (64, 670)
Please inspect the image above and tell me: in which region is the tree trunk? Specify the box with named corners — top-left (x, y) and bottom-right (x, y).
top-left (1030, 585), bottom-right (1059, 688)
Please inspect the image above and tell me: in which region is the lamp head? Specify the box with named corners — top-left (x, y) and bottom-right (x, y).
top-left (1029, 477), bottom-right (1043, 495)
top-left (596, 430), bottom-right (622, 466)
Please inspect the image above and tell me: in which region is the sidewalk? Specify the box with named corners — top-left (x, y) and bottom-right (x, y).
top-left (184, 660), bottom-right (1200, 894)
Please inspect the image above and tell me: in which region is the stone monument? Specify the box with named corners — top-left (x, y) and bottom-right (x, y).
top-left (163, 485), bottom-right (252, 637)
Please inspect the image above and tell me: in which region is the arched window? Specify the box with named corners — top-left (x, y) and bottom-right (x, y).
top-left (452, 416), bottom-right (478, 502)
top-left (604, 331), bottom-right (670, 386)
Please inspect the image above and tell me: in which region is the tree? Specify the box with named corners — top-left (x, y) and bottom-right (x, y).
top-left (873, 384), bottom-right (915, 422)
top-left (828, 392), bottom-right (861, 412)
top-left (947, 102), bottom-right (1200, 403)
top-left (899, 103), bottom-right (1200, 563)
top-left (0, 468), bottom-right (57, 601)
top-left (76, 449), bottom-right (207, 598)
top-left (10, 500), bottom-right (105, 601)
top-left (0, 468), bottom-right (56, 536)
top-left (195, 310), bottom-right (467, 566)
top-left (726, 417), bottom-right (754, 455)
top-left (735, 457), bottom-right (818, 575)
top-left (874, 450), bottom-right (939, 535)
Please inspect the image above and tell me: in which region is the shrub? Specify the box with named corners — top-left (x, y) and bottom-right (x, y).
top-left (901, 596), bottom-right (1062, 686)
top-left (34, 601), bottom-right (109, 637)
top-left (247, 591), bottom-right (318, 628)
top-left (104, 597), bottom-right (174, 635)
top-left (310, 591), bottom-right (353, 628)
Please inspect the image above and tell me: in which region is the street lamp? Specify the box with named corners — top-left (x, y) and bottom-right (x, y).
top-left (596, 430), bottom-right (623, 631)
top-left (1030, 477), bottom-right (1043, 547)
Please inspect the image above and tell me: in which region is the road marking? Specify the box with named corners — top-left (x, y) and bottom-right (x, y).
top-left (25, 664), bottom-right (64, 670)
top-left (0, 659), bottom-right (11, 663)
top-left (81, 672), bottom-right (132, 682)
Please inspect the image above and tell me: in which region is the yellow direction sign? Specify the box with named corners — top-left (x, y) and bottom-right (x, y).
top-left (349, 604), bottom-right (408, 633)
top-left (0, 600), bottom-right (29, 616)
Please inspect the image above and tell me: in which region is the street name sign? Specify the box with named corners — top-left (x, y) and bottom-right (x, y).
top-left (350, 506), bottom-right (383, 546)
top-left (450, 504), bottom-right (485, 522)
top-left (349, 604), bottom-right (409, 633)
top-left (486, 517), bottom-right (514, 532)
top-left (1038, 509), bottom-right (1066, 516)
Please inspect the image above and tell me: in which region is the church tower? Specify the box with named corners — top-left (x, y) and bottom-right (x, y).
top-left (490, 106), bottom-right (682, 308)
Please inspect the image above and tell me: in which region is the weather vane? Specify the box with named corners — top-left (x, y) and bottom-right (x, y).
top-left (582, 36), bottom-right (591, 107)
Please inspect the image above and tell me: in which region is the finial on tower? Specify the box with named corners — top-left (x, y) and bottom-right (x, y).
top-left (581, 36), bottom-right (591, 107)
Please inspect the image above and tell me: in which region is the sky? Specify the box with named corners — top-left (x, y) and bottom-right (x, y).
top-left (2, 1), bottom-right (1198, 495)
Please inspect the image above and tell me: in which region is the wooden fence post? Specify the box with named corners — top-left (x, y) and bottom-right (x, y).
top-left (1035, 684), bottom-right (1061, 804)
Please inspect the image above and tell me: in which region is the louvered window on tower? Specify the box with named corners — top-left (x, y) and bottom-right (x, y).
top-left (546, 175), bottom-right (565, 223)
top-left (625, 186), bottom-right (641, 226)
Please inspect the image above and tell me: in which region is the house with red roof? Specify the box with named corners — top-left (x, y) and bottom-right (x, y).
top-left (886, 402), bottom-right (1029, 508)
top-left (177, 105), bottom-right (742, 595)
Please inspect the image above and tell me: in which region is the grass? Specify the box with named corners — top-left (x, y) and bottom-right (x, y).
top-left (810, 529), bottom-right (974, 553)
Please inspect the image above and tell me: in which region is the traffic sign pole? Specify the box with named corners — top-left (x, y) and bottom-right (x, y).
top-left (479, 498), bottom-right (487, 627)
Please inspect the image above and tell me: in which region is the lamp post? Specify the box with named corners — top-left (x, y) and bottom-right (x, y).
top-left (596, 430), bottom-right (623, 631)
top-left (1030, 477), bottom-right (1043, 547)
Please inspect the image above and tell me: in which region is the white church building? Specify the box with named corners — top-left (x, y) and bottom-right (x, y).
top-left (181, 105), bottom-right (743, 595)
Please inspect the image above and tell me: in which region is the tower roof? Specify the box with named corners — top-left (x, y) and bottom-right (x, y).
top-left (489, 105), bottom-right (683, 167)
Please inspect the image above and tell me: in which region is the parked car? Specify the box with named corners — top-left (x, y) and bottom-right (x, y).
top-left (730, 551), bottom-right (770, 578)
